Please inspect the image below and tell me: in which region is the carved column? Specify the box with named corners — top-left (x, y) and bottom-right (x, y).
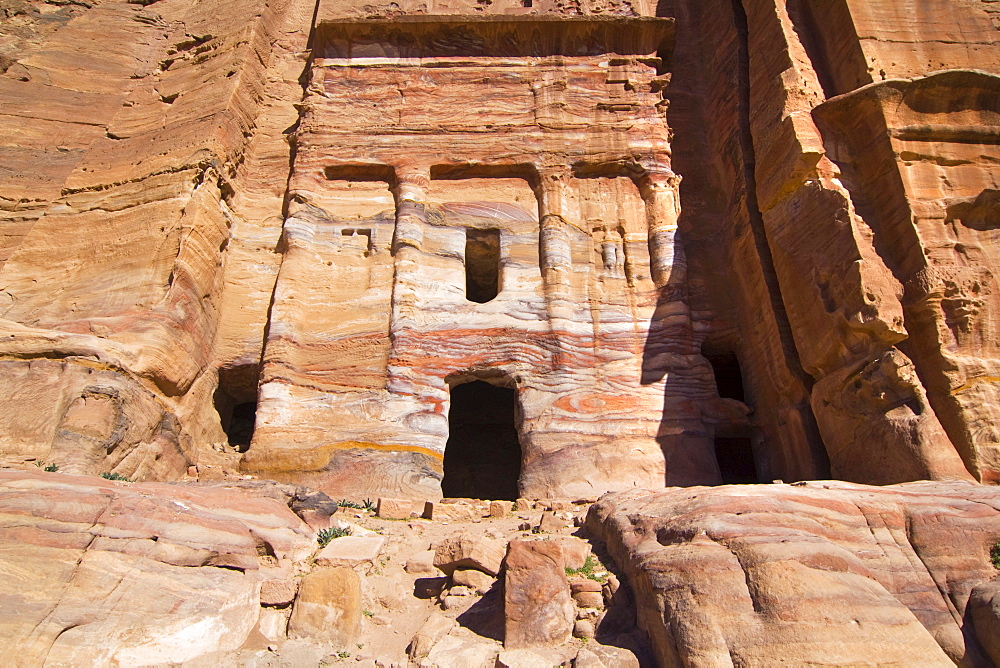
top-left (536, 166), bottom-right (574, 304)
top-left (390, 166), bottom-right (430, 333)
top-left (641, 168), bottom-right (683, 289)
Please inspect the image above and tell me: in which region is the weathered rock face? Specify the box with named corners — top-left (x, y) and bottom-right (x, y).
top-left (0, 469), bottom-right (315, 664)
top-left (1, 0), bottom-right (999, 501)
top-left (588, 481), bottom-right (1000, 666)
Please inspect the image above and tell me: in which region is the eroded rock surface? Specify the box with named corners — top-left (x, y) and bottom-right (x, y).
top-left (589, 481), bottom-right (1000, 666)
top-left (0, 469), bottom-right (314, 665)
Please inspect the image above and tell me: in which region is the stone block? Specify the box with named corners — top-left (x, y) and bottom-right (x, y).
top-left (287, 567), bottom-right (361, 646)
top-left (503, 539), bottom-right (575, 649)
top-left (495, 648), bottom-right (551, 667)
top-left (377, 497), bottom-right (414, 520)
top-left (404, 549), bottom-right (438, 574)
top-left (260, 579), bottom-right (297, 606)
top-left (489, 500), bottom-right (510, 518)
top-left (315, 535), bottom-right (385, 570)
top-left (433, 532), bottom-right (505, 576)
top-left (423, 501), bottom-right (477, 522)
top-left (453, 568), bottom-right (495, 594)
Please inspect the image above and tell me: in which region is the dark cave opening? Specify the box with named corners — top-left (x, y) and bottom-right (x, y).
top-left (214, 364), bottom-right (260, 452)
top-left (442, 380), bottom-right (521, 500)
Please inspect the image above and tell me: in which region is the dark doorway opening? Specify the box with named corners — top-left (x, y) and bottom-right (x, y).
top-left (714, 437), bottom-right (758, 484)
top-left (704, 350), bottom-right (760, 483)
top-left (214, 364), bottom-right (260, 452)
top-left (465, 229), bottom-right (500, 303)
top-left (442, 380), bottom-right (521, 500)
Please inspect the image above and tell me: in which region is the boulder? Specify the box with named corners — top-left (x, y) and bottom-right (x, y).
top-left (287, 567), bottom-right (361, 646)
top-left (420, 635), bottom-right (499, 668)
top-left (970, 579), bottom-right (1000, 664)
top-left (588, 481), bottom-right (1000, 666)
top-left (503, 539), bottom-right (575, 649)
top-left (551, 536), bottom-right (591, 571)
top-left (573, 619), bottom-right (596, 639)
top-left (433, 532), bottom-right (506, 576)
top-left (407, 612), bottom-right (457, 659)
top-left (538, 511), bottom-right (570, 533)
top-left (574, 648), bottom-right (606, 668)
top-left (570, 580), bottom-right (603, 594)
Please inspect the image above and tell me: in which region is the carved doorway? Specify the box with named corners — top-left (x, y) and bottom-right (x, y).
top-left (442, 380), bottom-right (522, 500)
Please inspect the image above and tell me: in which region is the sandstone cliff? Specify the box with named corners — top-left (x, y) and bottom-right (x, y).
top-left (2, 0), bottom-right (999, 503)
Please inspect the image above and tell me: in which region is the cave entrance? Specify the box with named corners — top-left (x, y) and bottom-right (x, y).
top-left (214, 364), bottom-right (260, 452)
top-left (442, 380), bottom-right (521, 500)
top-left (704, 350), bottom-right (760, 484)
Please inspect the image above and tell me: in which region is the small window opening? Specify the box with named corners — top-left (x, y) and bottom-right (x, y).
top-left (522, 0), bottom-right (532, 6)
top-left (213, 364), bottom-right (260, 452)
top-left (465, 228), bottom-right (501, 303)
top-left (443, 380), bottom-right (521, 500)
top-left (705, 351), bottom-right (745, 401)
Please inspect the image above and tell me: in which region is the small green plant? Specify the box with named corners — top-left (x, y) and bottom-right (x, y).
top-left (991, 542), bottom-right (1000, 570)
top-left (362, 609), bottom-right (374, 618)
top-left (317, 526), bottom-right (352, 547)
top-left (565, 555), bottom-right (608, 582)
top-left (337, 498), bottom-right (376, 513)
top-left (100, 472), bottom-right (133, 482)
top-left (335, 651), bottom-right (350, 660)
top-left (43, 463), bottom-right (58, 473)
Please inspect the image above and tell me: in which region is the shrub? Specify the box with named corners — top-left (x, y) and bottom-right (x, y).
top-left (100, 472), bottom-right (133, 482)
top-left (991, 542), bottom-right (1000, 570)
top-left (317, 526), bottom-right (352, 547)
top-left (43, 463), bottom-right (58, 472)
